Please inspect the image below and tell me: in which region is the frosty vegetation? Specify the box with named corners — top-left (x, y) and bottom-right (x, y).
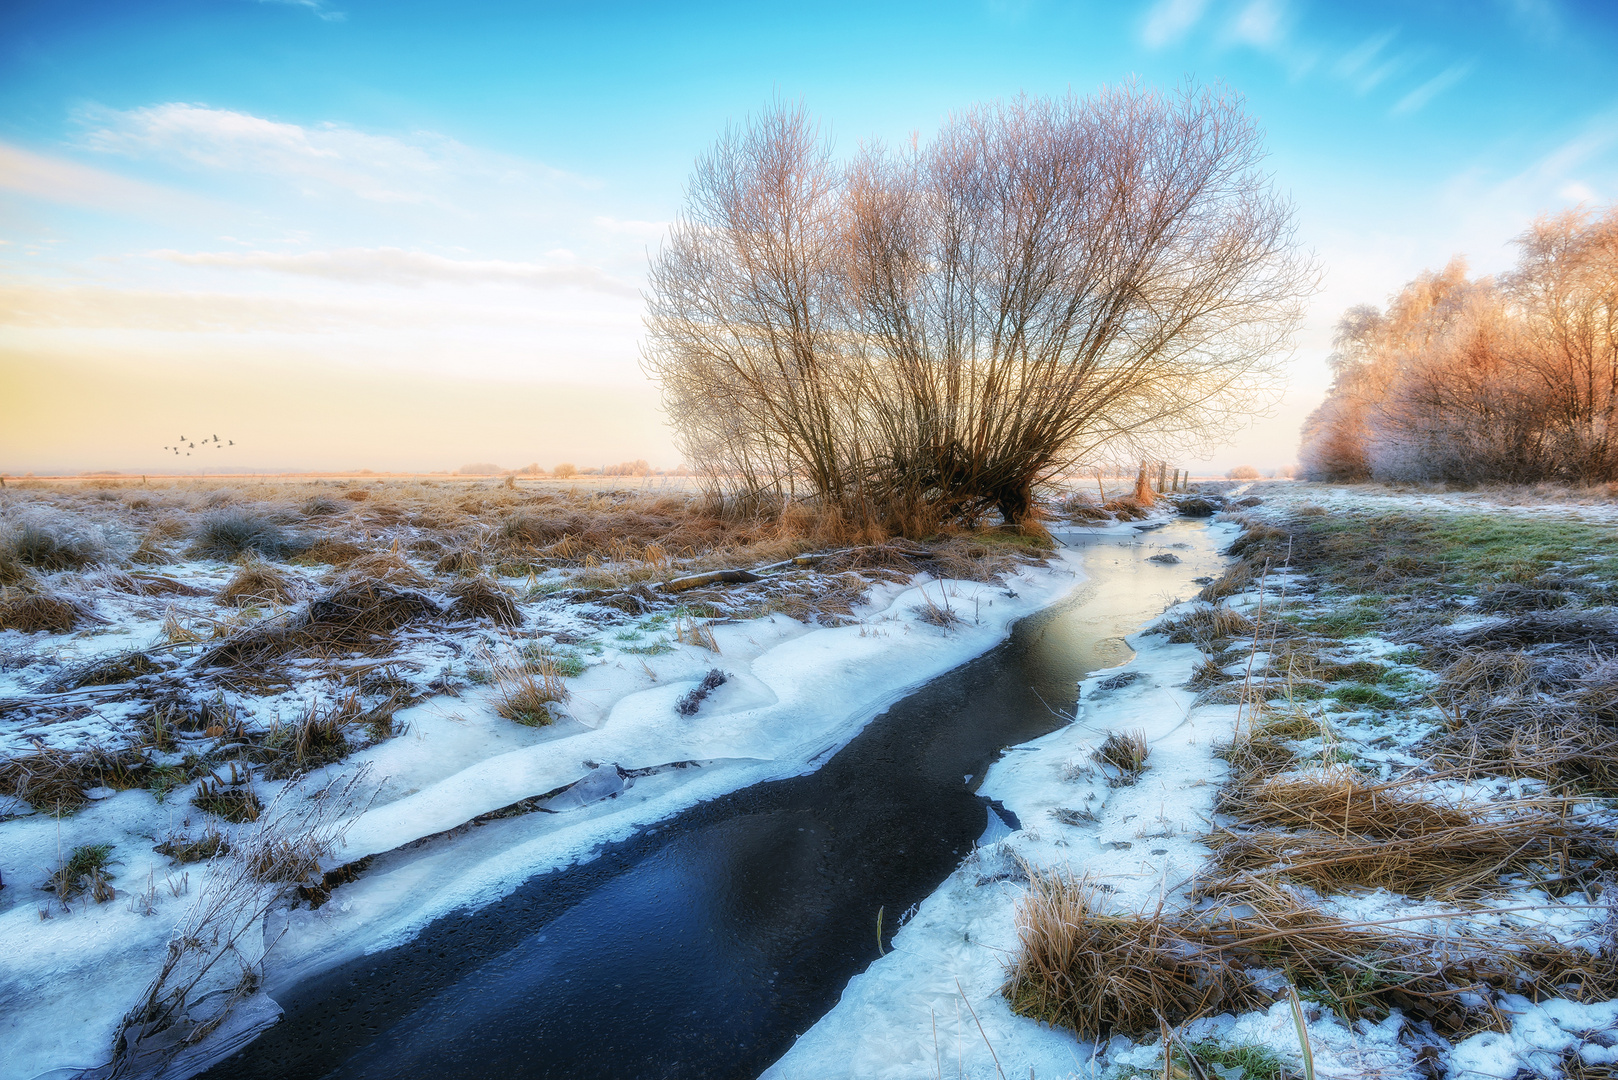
top-left (1302, 204), bottom-right (1618, 485)
top-left (0, 476), bottom-right (1070, 1077)
top-left (644, 84), bottom-right (1316, 528)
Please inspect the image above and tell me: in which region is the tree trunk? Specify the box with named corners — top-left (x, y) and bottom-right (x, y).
top-left (997, 481), bottom-right (1034, 525)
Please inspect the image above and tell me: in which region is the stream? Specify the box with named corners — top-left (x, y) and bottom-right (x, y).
top-left (203, 518), bottom-right (1226, 1080)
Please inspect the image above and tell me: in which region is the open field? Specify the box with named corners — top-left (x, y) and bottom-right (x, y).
top-left (0, 475), bottom-right (1094, 1078)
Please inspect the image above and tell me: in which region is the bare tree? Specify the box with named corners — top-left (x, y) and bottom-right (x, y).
top-left (645, 86), bottom-right (1315, 525)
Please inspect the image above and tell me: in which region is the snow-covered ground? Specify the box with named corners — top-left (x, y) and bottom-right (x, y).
top-left (765, 527), bottom-right (1246, 1080)
top-left (767, 483), bottom-right (1618, 1080)
top-left (1, 520), bottom-right (1147, 1080)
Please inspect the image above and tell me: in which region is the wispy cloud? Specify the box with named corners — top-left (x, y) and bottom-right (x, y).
top-left (149, 246), bottom-right (640, 296)
top-left (591, 216), bottom-right (667, 241)
top-left (1140, 0), bottom-right (1208, 49)
top-left (1225, 0), bottom-right (1288, 50)
top-left (74, 104), bottom-right (586, 207)
top-left (1392, 62), bottom-right (1473, 115)
top-left (1333, 30), bottom-right (1403, 95)
top-left (1496, 0), bottom-right (1561, 45)
top-left (0, 141), bottom-right (194, 214)
top-left (257, 0), bottom-right (346, 22)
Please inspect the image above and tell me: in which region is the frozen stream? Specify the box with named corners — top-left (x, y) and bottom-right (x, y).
top-left (204, 520), bottom-right (1226, 1080)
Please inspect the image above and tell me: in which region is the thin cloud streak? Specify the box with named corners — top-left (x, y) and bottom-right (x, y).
top-left (0, 141), bottom-right (194, 213)
top-left (0, 281), bottom-right (640, 333)
top-left (1392, 62), bottom-right (1474, 115)
top-left (75, 103), bottom-right (589, 206)
top-left (151, 247), bottom-right (641, 295)
top-left (256, 0), bottom-right (347, 21)
top-left (1140, 0), bottom-right (1208, 49)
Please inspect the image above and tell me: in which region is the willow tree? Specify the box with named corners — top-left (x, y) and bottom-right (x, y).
top-left (644, 86), bottom-right (1314, 524)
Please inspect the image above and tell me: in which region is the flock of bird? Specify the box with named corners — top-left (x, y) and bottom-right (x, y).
top-left (161, 434), bottom-right (234, 457)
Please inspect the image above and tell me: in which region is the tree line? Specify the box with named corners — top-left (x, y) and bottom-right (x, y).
top-left (1302, 206), bottom-right (1618, 484)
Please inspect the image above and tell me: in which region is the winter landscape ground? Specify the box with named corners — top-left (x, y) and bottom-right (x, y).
top-left (1, 477), bottom-right (1614, 1079)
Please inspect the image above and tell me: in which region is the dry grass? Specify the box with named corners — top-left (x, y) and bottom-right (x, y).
top-left (1003, 507), bottom-right (1618, 1056)
top-left (1428, 711), bottom-right (1618, 797)
top-left (1220, 771), bottom-right (1474, 839)
top-left (1158, 603), bottom-right (1256, 649)
top-left (1197, 561), bottom-right (1259, 602)
top-left (675, 668), bottom-right (728, 716)
top-left (200, 580), bottom-right (440, 665)
top-left (444, 577), bottom-right (521, 627)
top-left (494, 660), bottom-right (570, 726)
top-left (1204, 811), bottom-right (1613, 898)
top-left (1005, 870), bottom-right (1264, 1039)
top-left (434, 548), bottom-right (482, 574)
top-left (47, 842), bottom-right (119, 903)
top-left (0, 746), bottom-right (149, 812)
top-left (338, 550), bottom-right (428, 587)
top-left (217, 558), bottom-right (300, 606)
top-left (1093, 730), bottom-right (1150, 783)
top-left (0, 591), bottom-right (84, 633)
top-left (2, 519), bottom-right (111, 571)
top-left (912, 585), bottom-right (963, 628)
top-left (189, 510), bottom-right (302, 560)
top-left (191, 779), bottom-right (263, 823)
top-left (155, 827), bottom-right (230, 864)
top-left (110, 769), bottom-right (371, 1077)
top-left (1007, 868), bottom-right (1617, 1039)
top-left (297, 536), bottom-right (368, 567)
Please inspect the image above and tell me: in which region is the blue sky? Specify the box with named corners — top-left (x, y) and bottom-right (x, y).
top-left (2, 0), bottom-right (1616, 472)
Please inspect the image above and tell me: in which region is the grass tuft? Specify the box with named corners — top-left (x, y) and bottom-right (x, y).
top-left (191, 779), bottom-right (263, 823)
top-left (1093, 730), bottom-right (1150, 784)
top-left (0, 592), bottom-right (84, 633)
top-left (190, 510), bottom-right (302, 560)
top-left (47, 843), bottom-right (118, 902)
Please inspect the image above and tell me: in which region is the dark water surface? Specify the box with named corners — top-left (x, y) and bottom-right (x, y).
top-left (206, 521), bottom-right (1224, 1080)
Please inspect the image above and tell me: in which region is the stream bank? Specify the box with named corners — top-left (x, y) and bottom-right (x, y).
top-left (203, 519), bottom-right (1228, 1080)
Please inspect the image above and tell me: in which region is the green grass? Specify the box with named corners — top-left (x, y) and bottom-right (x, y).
top-left (613, 629), bottom-right (645, 642)
top-left (619, 638), bottom-right (675, 655)
top-left (1288, 604), bottom-right (1387, 639)
top-left (147, 764), bottom-right (184, 803)
top-left (520, 642), bottom-right (588, 677)
top-left (50, 843), bottom-right (117, 899)
top-left (1293, 512), bottom-right (1618, 592)
top-left (1177, 1040), bottom-right (1292, 1080)
top-left (1376, 668), bottom-right (1423, 692)
top-left (1331, 684), bottom-right (1398, 709)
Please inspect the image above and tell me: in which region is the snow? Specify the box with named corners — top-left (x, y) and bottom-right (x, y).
top-left (1449, 996), bottom-right (1618, 1079)
top-left (0, 534), bottom-right (1106, 1080)
top-left (765, 485), bottom-right (1618, 1080)
top-left (764, 522), bottom-right (1238, 1080)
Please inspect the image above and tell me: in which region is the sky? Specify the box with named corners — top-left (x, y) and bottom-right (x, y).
top-left (2, 0), bottom-right (1616, 475)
